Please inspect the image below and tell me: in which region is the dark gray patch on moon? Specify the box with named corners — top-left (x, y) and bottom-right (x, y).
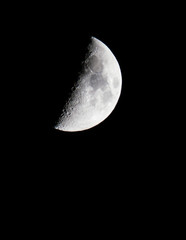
top-left (90, 98), bottom-right (96, 106)
top-left (90, 73), bottom-right (108, 91)
top-left (102, 90), bottom-right (113, 103)
top-left (87, 55), bottom-right (104, 73)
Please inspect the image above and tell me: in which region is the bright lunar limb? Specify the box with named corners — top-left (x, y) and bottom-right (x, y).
top-left (55, 37), bottom-right (122, 132)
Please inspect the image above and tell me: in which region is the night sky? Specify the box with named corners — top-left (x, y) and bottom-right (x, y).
top-left (36, 6), bottom-right (160, 157)
top-left (13, 2), bottom-right (168, 179)
top-left (5, 3), bottom-right (174, 231)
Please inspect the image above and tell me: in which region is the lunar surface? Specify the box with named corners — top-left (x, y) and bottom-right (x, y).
top-left (55, 37), bottom-right (122, 132)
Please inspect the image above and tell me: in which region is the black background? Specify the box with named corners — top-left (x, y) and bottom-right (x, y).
top-left (23, 4), bottom-right (165, 166)
top-left (3, 2), bottom-right (179, 233)
top-left (9, 2), bottom-right (168, 190)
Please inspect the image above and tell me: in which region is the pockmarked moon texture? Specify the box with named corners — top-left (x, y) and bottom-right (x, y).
top-left (55, 37), bottom-right (122, 132)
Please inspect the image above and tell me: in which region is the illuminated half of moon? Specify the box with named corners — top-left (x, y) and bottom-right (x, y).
top-left (55, 37), bottom-right (122, 132)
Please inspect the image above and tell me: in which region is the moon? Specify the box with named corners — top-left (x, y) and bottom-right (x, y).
top-left (55, 37), bottom-right (122, 132)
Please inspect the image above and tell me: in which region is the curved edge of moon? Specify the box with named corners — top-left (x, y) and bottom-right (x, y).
top-left (54, 37), bottom-right (122, 132)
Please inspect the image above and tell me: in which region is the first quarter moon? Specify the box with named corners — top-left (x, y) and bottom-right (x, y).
top-left (55, 37), bottom-right (122, 132)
